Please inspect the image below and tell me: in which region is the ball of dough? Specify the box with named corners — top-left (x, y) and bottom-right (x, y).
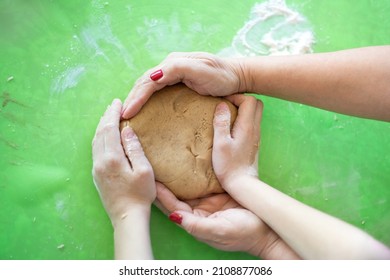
top-left (120, 84), bottom-right (237, 200)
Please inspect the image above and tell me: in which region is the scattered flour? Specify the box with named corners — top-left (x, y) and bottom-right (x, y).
top-left (50, 65), bottom-right (86, 95)
top-left (219, 0), bottom-right (314, 57)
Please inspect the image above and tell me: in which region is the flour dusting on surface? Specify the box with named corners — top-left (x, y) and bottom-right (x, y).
top-left (50, 66), bottom-right (86, 95)
top-left (219, 0), bottom-right (314, 57)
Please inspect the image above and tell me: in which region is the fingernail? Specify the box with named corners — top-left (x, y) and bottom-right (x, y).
top-left (215, 103), bottom-right (230, 121)
top-left (123, 127), bottom-right (135, 140)
top-left (112, 98), bottom-right (121, 105)
top-left (150, 69), bottom-right (163, 81)
top-left (168, 212), bottom-right (182, 225)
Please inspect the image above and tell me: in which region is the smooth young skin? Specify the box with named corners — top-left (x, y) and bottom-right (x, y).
top-left (92, 99), bottom-right (158, 259)
top-left (210, 95), bottom-right (390, 259)
top-left (156, 94), bottom-right (390, 259)
top-left (122, 46), bottom-right (390, 121)
top-left (154, 95), bottom-right (299, 260)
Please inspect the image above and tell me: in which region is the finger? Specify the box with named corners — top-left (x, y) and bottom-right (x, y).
top-left (93, 99), bottom-right (122, 159)
top-left (102, 99), bottom-right (123, 154)
top-left (92, 118), bottom-right (104, 163)
top-left (226, 95), bottom-right (258, 139)
top-left (154, 182), bottom-right (170, 215)
top-left (252, 101), bottom-right (263, 169)
top-left (121, 127), bottom-right (151, 171)
top-left (213, 102), bottom-right (232, 140)
top-left (121, 61), bottom-right (184, 119)
top-left (155, 183), bottom-right (192, 213)
top-left (175, 210), bottom-right (223, 241)
top-left (154, 199), bottom-right (169, 216)
top-left (122, 54), bottom-right (213, 119)
top-left (254, 100), bottom-right (264, 139)
top-left (122, 72), bottom-right (166, 119)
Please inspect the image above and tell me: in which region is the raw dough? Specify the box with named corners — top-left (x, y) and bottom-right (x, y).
top-left (120, 84), bottom-right (237, 200)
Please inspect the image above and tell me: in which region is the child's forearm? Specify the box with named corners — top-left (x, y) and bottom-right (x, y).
top-left (113, 206), bottom-right (154, 260)
top-left (226, 175), bottom-right (390, 259)
top-left (237, 46), bottom-right (390, 121)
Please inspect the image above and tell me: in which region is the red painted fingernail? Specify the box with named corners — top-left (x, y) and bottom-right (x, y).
top-left (168, 212), bottom-right (182, 225)
top-left (150, 69), bottom-right (163, 81)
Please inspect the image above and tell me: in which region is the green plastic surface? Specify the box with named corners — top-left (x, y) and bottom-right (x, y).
top-left (0, 0), bottom-right (389, 260)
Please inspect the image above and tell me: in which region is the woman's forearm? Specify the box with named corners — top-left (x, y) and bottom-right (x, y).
top-left (237, 46), bottom-right (390, 121)
top-left (113, 206), bottom-right (154, 260)
top-left (226, 175), bottom-right (390, 259)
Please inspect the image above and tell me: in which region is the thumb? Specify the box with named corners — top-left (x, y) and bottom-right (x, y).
top-left (121, 126), bottom-right (151, 171)
top-left (169, 211), bottom-right (218, 241)
top-left (213, 102), bottom-right (232, 141)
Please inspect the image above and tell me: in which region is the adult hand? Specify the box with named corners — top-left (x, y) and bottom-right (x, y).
top-left (155, 184), bottom-right (299, 259)
top-left (92, 99), bottom-right (156, 226)
top-left (212, 94), bottom-right (263, 190)
top-left (155, 183), bottom-right (267, 254)
top-left (122, 52), bottom-right (247, 119)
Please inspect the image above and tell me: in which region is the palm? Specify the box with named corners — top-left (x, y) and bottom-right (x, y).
top-left (155, 184), bottom-right (267, 252)
top-left (185, 193), bottom-right (240, 216)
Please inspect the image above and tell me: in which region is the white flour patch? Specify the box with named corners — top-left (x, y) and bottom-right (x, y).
top-left (80, 13), bottom-right (134, 68)
top-left (50, 65), bottom-right (86, 95)
top-left (219, 0), bottom-right (314, 57)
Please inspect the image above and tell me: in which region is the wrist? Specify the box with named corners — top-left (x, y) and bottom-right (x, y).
top-left (113, 205), bottom-right (154, 260)
top-left (219, 172), bottom-right (257, 193)
top-left (236, 57), bottom-right (257, 93)
top-left (239, 56), bottom-right (274, 94)
top-left (246, 229), bottom-right (273, 258)
top-left (227, 58), bottom-right (251, 93)
top-left (248, 229), bottom-right (298, 260)
top-left (111, 203), bottom-right (151, 229)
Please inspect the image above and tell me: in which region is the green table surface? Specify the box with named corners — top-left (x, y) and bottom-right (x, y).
top-left (0, 0), bottom-right (389, 259)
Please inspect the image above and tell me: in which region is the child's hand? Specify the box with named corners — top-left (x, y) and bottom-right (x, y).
top-left (122, 52), bottom-right (246, 119)
top-left (212, 94), bottom-right (263, 191)
top-left (92, 99), bottom-right (156, 226)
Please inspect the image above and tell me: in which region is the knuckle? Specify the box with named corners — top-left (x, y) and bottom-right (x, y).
top-left (92, 163), bottom-right (106, 177)
top-left (94, 127), bottom-right (104, 138)
top-left (257, 99), bottom-right (264, 109)
top-left (214, 138), bottom-right (231, 153)
top-left (185, 221), bottom-right (197, 236)
top-left (202, 55), bottom-right (218, 66)
top-left (103, 153), bottom-right (122, 169)
top-left (214, 113), bottom-right (231, 129)
top-left (213, 225), bottom-right (230, 239)
top-left (214, 117), bottom-right (230, 128)
top-left (244, 124), bottom-right (255, 135)
top-left (136, 164), bottom-right (153, 177)
top-left (103, 122), bottom-right (117, 131)
top-left (167, 51), bottom-right (183, 59)
top-left (245, 95), bottom-right (257, 105)
top-left (97, 122), bottom-right (117, 136)
top-left (124, 139), bottom-right (143, 154)
top-left (135, 74), bottom-right (150, 87)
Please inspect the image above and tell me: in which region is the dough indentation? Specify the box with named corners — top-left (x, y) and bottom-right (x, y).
top-left (120, 84), bottom-right (237, 200)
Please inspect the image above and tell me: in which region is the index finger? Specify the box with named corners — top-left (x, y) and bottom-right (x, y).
top-left (122, 71), bottom-right (165, 119)
top-left (155, 183), bottom-right (192, 214)
top-left (225, 95), bottom-right (261, 138)
top-left (122, 53), bottom-right (213, 119)
top-left (94, 99), bottom-right (123, 155)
